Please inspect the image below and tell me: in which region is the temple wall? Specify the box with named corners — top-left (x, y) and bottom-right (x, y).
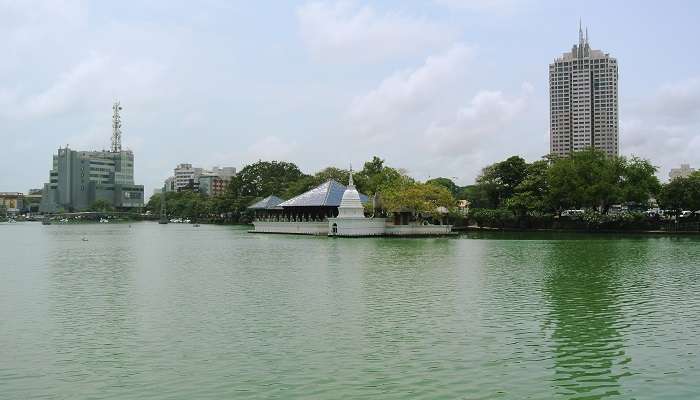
top-left (252, 221), bottom-right (328, 235)
top-left (328, 218), bottom-right (387, 236)
top-left (384, 224), bottom-right (452, 236)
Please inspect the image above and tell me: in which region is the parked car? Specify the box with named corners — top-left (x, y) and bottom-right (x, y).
top-left (561, 209), bottom-right (585, 217)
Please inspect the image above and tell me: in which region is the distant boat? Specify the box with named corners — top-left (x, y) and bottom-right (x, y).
top-left (193, 223), bottom-right (200, 227)
top-left (99, 218), bottom-right (109, 223)
top-left (81, 237), bottom-right (88, 241)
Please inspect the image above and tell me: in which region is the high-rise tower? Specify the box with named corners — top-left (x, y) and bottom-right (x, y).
top-left (549, 23), bottom-right (619, 157)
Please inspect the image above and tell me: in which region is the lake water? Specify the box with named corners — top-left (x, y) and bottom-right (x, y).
top-left (1, 222), bottom-right (699, 399)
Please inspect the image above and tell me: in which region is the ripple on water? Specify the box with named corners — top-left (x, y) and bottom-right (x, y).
top-left (1, 224), bottom-right (699, 399)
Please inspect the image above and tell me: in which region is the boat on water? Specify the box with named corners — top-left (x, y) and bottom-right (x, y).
top-left (99, 218), bottom-right (109, 223)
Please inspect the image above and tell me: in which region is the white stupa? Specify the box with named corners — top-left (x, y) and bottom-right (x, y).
top-left (336, 168), bottom-right (365, 219)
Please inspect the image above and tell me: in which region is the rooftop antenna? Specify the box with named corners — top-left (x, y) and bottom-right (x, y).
top-left (585, 26), bottom-right (589, 45)
top-left (111, 101), bottom-right (123, 152)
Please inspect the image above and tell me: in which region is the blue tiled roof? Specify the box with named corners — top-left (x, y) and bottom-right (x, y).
top-left (247, 195), bottom-right (285, 210)
top-left (278, 180), bottom-right (368, 207)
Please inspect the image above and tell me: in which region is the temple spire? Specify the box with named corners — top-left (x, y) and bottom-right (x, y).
top-left (348, 164), bottom-right (354, 187)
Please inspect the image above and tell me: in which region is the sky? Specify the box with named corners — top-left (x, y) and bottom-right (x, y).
top-left (1, 0), bottom-right (699, 197)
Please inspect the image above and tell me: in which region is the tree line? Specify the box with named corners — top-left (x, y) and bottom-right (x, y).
top-left (456, 149), bottom-right (700, 229)
top-left (144, 149), bottom-right (699, 229)
top-left (145, 156), bottom-right (455, 223)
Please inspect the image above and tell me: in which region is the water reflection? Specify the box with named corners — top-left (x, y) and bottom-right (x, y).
top-left (543, 239), bottom-right (645, 399)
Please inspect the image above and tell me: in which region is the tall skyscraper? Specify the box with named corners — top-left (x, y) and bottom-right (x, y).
top-left (549, 23), bottom-right (619, 157)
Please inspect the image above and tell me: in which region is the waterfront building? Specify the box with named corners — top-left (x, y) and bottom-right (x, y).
top-left (249, 172), bottom-right (452, 236)
top-left (669, 164), bottom-right (696, 181)
top-left (165, 164), bottom-right (236, 196)
top-left (39, 102), bottom-right (144, 213)
top-left (0, 192), bottom-right (24, 216)
top-left (198, 174), bottom-right (225, 197)
top-left (550, 23), bottom-right (619, 157)
top-left (173, 163), bottom-right (203, 191)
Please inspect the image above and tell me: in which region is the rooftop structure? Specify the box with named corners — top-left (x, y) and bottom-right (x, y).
top-left (248, 195), bottom-right (285, 210)
top-left (278, 180), bottom-right (368, 208)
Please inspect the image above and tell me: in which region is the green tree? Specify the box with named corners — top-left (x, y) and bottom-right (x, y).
top-left (476, 156), bottom-right (528, 208)
top-left (88, 199), bottom-right (115, 212)
top-left (354, 156), bottom-right (406, 195)
top-left (458, 185), bottom-right (491, 208)
top-left (548, 149), bottom-right (624, 212)
top-left (658, 172), bottom-right (700, 213)
top-left (230, 161), bottom-right (304, 198)
top-left (506, 159), bottom-right (550, 216)
top-left (426, 177), bottom-right (459, 196)
top-left (620, 156), bottom-right (661, 206)
top-left (379, 177), bottom-right (455, 218)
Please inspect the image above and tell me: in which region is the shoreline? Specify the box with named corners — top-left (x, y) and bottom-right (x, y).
top-left (456, 225), bottom-right (700, 235)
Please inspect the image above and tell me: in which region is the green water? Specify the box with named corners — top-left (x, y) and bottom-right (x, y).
top-left (1, 222), bottom-right (699, 399)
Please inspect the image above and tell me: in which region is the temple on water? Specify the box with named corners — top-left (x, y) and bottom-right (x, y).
top-left (248, 169), bottom-right (452, 236)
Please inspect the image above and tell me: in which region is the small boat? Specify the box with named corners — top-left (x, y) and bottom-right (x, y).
top-left (7, 218), bottom-right (17, 223)
top-left (99, 218), bottom-right (109, 223)
top-left (193, 223), bottom-right (200, 227)
top-left (81, 237), bottom-right (88, 242)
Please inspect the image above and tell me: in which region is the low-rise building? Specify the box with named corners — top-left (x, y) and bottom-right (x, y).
top-left (0, 192), bottom-right (24, 216)
top-left (669, 164), bottom-right (696, 181)
top-left (164, 164), bottom-right (236, 196)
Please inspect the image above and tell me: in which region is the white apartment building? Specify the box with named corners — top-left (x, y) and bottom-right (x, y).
top-left (173, 163), bottom-right (203, 191)
top-left (550, 25), bottom-right (619, 157)
top-left (166, 164), bottom-right (236, 193)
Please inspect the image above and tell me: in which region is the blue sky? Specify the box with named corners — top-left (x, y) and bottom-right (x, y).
top-left (1, 0), bottom-right (699, 196)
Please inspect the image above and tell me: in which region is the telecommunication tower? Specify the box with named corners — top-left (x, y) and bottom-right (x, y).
top-left (111, 101), bottom-right (123, 152)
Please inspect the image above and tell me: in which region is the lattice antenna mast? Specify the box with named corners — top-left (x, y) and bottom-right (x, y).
top-left (111, 101), bottom-right (123, 152)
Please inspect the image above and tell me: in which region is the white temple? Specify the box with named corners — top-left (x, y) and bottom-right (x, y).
top-left (328, 168), bottom-right (387, 236)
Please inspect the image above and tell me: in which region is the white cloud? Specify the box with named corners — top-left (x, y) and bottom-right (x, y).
top-left (433, 0), bottom-right (526, 13)
top-left (641, 77), bottom-right (700, 123)
top-left (243, 135), bottom-right (300, 165)
top-left (0, 54), bottom-right (167, 120)
top-left (426, 83), bottom-right (532, 157)
top-left (347, 44), bottom-right (472, 138)
top-left (297, 1), bottom-right (456, 62)
top-left (621, 76), bottom-right (700, 180)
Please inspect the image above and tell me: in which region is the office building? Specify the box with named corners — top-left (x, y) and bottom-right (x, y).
top-left (39, 102), bottom-right (144, 212)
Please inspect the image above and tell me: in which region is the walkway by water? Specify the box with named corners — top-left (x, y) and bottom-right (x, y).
top-left (1, 222), bottom-right (699, 399)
